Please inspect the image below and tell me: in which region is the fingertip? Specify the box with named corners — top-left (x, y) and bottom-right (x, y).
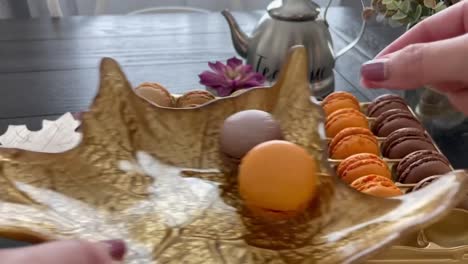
top-left (0, 239), bottom-right (119, 264)
top-left (360, 78), bottom-right (381, 89)
top-left (101, 240), bottom-right (126, 261)
top-left (447, 90), bottom-right (468, 115)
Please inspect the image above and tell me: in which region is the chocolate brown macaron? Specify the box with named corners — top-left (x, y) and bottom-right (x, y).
top-left (367, 94), bottom-right (410, 118)
top-left (406, 175), bottom-right (442, 193)
top-left (382, 128), bottom-right (436, 159)
top-left (396, 150), bottom-right (451, 184)
top-left (371, 109), bottom-right (424, 137)
top-left (406, 173), bottom-right (468, 210)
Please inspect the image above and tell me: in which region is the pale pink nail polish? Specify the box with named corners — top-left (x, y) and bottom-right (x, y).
top-left (361, 59), bottom-right (388, 82)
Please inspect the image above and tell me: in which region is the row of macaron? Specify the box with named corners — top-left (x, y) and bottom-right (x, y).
top-left (323, 92), bottom-right (423, 138)
top-left (323, 92), bottom-right (440, 160)
top-left (320, 92), bottom-right (453, 198)
top-left (134, 82), bottom-right (218, 108)
top-left (328, 126), bottom-right (441, 160)
top-left (335, 149), bottom-right (452, 198)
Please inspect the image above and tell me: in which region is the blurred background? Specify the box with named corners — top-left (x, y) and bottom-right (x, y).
top-left (0, 0), bottom-right (346, 18)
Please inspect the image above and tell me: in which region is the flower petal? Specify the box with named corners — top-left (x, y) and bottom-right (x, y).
top-left (239, 72), bottom-right (266, 88)
top-left (237, 64), bottom-right (253, 75)
top-left (217, 86), bottom-right (235, 97)
top-left (226, 57), bottom-right (243, 69)
top-left (208, 62), bottom-right (227, 74)
top-left (199, 71), bottom-right (229, 87)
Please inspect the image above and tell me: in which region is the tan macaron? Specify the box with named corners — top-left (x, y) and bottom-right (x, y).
top-left (134, 82), bottom-right (175, 107)
top-left (176, 90), bottom-right (216, 108)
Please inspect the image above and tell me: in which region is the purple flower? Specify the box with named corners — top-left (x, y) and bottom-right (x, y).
top-left (198, 57), bottom-right (266, 96)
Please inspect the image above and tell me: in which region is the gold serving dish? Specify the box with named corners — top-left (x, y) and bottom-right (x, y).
top-left (369, 208), bottom-right (468, 263)
top-left (0, 46), bottom-right (466, 263)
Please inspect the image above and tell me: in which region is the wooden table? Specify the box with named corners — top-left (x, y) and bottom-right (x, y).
top-left (0, 8), bottom-right (467, 249)
top-left (0, 8), bottom-right (403, 125)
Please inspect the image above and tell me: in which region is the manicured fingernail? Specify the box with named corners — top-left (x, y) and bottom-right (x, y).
top-left (102, 240), bottom-right (126, 261)
top-left (361, 59), bottom-right (388, 81)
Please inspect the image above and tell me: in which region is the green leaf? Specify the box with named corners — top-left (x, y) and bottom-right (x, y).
top-left (386, 1), bottom-right (398, 10)
top-left (396, 0), bottom-right (404, 9)
top-left (413, 4), bottom-right (423, 22)
top-left (392, 10), bottom-right (408, 20)
top-left (384, 9), bottom-right (396, 17)
top-left (434, 2), bottom-right (447, 12)
top-left (401, 0), bottom-right (411, 13)
top-left (388, 18), bottom-right (404, 27)
top-left (423, 0), bottom-right (436, 8)
top-left (382, 0), bottom-right (394, 4)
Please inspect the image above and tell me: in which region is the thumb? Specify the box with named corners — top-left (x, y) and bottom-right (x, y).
top-left (0, 239), bottom-right (126, 264)
top-left (361, 34), bottom-right (468, 89)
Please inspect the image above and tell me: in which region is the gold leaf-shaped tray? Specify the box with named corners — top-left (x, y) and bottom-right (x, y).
top-left (0, 46), bottom-right (467, 264)
top-left (368, 208), bottom-right (468, 263)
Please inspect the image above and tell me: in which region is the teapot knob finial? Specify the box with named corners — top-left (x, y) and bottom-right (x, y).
top-left (267, 0), bottom-right (321, 21)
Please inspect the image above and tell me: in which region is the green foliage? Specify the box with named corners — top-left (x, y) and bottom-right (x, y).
top-left (371, 0), bottom-right (455, 28)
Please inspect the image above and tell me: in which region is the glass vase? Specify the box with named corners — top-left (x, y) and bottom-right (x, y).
top-left (404, 87), bottom-right (465, 130)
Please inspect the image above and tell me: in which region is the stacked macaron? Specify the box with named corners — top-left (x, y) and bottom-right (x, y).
top-left (395, 150), bottom-right (451, 184)
top-left (218, 110), bottom-right (320, 220)
top-left (328, 127), bottom-right (379, 159)
top-left (368, 95), bottom-right (452, 184)
top-left (134, 82), bottom-right (216, 108)
top-left (336, 153), bottom-right (391, 184)
top-left (323, 91), bottom-right (453, 198)
top-left (322, 91), bottom-right (361, 116)
top-left (367, 94), bottom-right (410, 118)
top-left (336, 153), bottom-right (402, 197)
top-left (371, 109), bottom-right (424, 137)
top-left (368, 95), bottom-right (439, 160)
top-left (322, 92), bottom-right (401, 197)
top-left (381, 128), bottom-right (436, 159)
top-left (405, 174), bottom-right (468, 210)
top-left (322, 92), bottom-right (379, 159)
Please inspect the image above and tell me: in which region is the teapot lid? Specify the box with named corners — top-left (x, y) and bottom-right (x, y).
top-left (267, 0), bottom-right (321, 21)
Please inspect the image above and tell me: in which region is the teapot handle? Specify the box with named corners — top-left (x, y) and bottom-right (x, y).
top-left (324, 0), bottom-right (367, 60)
top-left (323, 0), bottom-right (333, 24)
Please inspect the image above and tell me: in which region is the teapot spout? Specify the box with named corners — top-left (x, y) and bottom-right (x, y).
top-left (221, 10), bottom-right (249, 58)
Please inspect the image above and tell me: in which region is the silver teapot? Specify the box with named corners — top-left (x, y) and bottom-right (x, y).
top-left (222, 0), bottom-right (366, 98)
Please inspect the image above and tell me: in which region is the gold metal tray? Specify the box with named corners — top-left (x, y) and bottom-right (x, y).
top-left (0, 46), bottom-right (466, 264)
top-left (368, 208), bottom-right (468, 263)
top-left (322, 102), bottom-right (468, 263)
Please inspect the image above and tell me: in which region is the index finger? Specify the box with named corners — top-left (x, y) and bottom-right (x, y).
top-left (377, 0), bottom-right (468, 58)
top-left (0, 240), bottom-right (124, 264)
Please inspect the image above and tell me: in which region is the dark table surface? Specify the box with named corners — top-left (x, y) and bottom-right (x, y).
top-left (0, 4), bottom-right (466, 248)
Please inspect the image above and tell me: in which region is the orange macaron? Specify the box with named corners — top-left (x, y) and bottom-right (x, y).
top-left (350, 174), bottom-right (402, 198)
top-left (325, 108), bottom-right (368, 138)
top-left (337, 153), bottom-right (391, 184)
top-left (322, 91), bottom-right (361, 116)
top-left (329, 127), bottom-right (380, 159)
top-left (239, 140), bottom-right (318, 219)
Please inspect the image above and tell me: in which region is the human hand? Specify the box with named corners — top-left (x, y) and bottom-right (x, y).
top-left (360, 0), bottom-right (468, 114)
top-left (0, 239), bottom-right (126, 264)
